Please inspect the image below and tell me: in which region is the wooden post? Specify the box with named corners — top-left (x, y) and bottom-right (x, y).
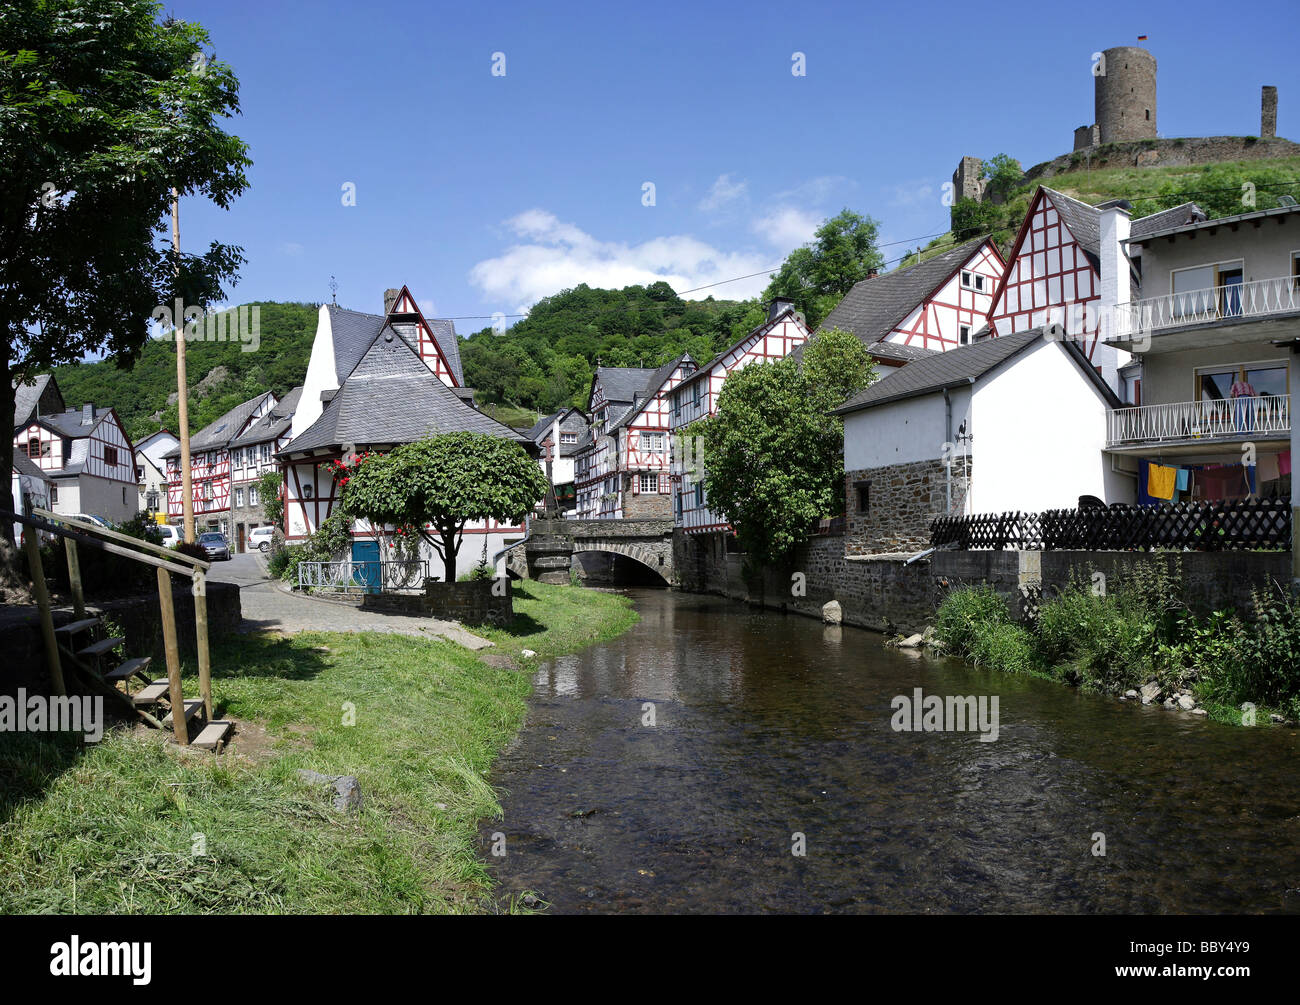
top-left (64, 537), bottom-right (85, 620)
top-left (24, 526), bottom-right (65, 695)
top-left (172, 188), bottom-right (195, 545)
top-left (193, 570), bottom-right (212, 720)
top-left (156, 566), bottom-right (188, 745)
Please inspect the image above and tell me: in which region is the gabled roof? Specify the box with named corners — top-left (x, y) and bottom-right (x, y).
top-left (1129, 201), bottom-right (1208, 240)
top-left (13, 373), bottom-right (61, 428)
top-left (281, 327), bottom-right (527, 455)
top-left (12, 452), bottom-right (50, 482)
top-left (163, 391), bottom-right (275, 459)
top-left (608, 354), bottom-right (695, 434)
top-left (674, 307), bottom-right (805, 393)
top-left (833, 329), bottom-right (1121, 414)
top-left (37, 406), bottom-right (108, 439)
top-left (818, 238), bottom-right (996, 347)
top-left (325, 303), bottom-right (464, 387)
top-left (229, 386), bottom-right (303, 448)
top-left (591, 366), bottom-right (659, 407)
top-left (1126, 200), bottom-right (1297, 244)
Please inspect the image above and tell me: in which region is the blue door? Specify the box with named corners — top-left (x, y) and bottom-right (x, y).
top-left (351, 540), bottom-right (381, 594)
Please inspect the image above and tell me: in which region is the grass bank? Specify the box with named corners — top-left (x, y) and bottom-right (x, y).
top-left (0, 580), bottom-right (637, 914)
top-left (933, 567), bottom-right (1300, 727)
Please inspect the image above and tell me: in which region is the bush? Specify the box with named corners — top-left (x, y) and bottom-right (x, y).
top-left (934, 586), bottom-right (1012, 659)
top-left (969, 621), bottom-right (1039, 675)
top-left (174, 540), bottom-right (208, 563)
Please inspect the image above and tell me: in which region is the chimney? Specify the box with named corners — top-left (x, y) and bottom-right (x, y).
top-left (81, 403), bottom-right (95, 426)
top-left (1262, 85), bottom-right (1278, 139)
top-left (767, 296), bottom-right (795, 321)
top-left (866, 267), bottom-right (879, 279)
top-left (1098, 201), bottom-right (1132, 315)
top-left (383, 288), bottom-right (400, 314)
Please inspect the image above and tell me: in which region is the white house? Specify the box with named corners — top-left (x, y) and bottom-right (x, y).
top-left (833, 329), bottom-right (1130, 555)
top-left (13, 403), bottom-right (139, 523)
top-left (133, 428), bottom-right (179, 518)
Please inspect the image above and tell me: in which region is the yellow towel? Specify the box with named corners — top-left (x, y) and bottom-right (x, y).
top-left (1147, 463), bottom-right (1177, 500)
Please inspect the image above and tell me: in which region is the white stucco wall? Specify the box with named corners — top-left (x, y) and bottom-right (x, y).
top-left (291, 305), bottom-right (336, 440)
top-left (843, 385), bottom-right (972, 471)
top-left (971, 340), bottom-right (1132, 511)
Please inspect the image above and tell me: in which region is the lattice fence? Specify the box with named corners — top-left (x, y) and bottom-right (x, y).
top-left (930, 499), bottom-right (1290, 552)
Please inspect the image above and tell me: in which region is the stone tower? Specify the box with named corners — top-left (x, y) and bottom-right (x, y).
top-left (1095, 46), bottom-right (1157, 144)
top-left (951, 156), bottom-right (987, 203)
top-left (1262, 86), bottom-right (1278, 138)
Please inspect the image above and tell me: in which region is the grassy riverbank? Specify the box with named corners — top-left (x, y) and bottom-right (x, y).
top-left (0, 580), bottom-right (637, 914)
top-left (934, 570), bottom-right (1300, 726)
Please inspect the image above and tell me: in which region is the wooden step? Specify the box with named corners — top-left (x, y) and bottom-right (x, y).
top-left (55, 617), bottom-right (101, 636)
top-left (77, 636), bottom-right (125, 658)
top-left (162, 699), bottom-right (204, 728)
top-left (192, 720), bottom-right (234, 752)
top-left (104, 657), bottom-right (152, 683)
top-left (132, 680), bottom-right (171, 706)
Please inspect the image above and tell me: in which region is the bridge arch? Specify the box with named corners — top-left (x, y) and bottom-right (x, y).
top-left (573, 540), bottom-right (672, 585)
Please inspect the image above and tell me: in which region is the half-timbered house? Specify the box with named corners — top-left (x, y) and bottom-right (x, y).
top-left (818, 237), bottom-right (1006, 369)
top-left (573, 355), bottom-right (696, 520)
top-left (669, 300), bottom-right (811, 534)
top-left (14, 403), bottom-right (139, 522)
top-left (522, 407), bottom-right (589, 513)
top-left (280, 288), bottom-right (533, 580)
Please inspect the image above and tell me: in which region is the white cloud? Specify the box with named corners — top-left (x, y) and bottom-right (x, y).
top-left (698, 173), bottom-right (748, 212)
top-left (771, 175), bottom-right (853, 205)
top-left (750, 206), bottom-right (821, 249)
top-left (470, 210), bottom-right (782, 313)
top-left (279, 241), bottom-right (304, 257)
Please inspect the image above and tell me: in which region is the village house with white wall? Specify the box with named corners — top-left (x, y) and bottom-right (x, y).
top-left (523, 406), bottom-right (589, 513)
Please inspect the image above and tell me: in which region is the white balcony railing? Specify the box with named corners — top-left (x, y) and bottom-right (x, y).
top-left (1107, 394), bottom-right (1290, 446)
top-left (1112, 275), bottom-right (1300, 339)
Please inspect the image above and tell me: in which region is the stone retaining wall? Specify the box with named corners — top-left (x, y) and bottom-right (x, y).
top-left (360, 579), bottom-right (512, 625)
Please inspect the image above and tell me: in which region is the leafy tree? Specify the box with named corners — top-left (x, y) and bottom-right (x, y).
top-left (981, 153), bottom-right (1023, 203)
top-left (258, 470), bottom-right (284, 530)
top-left (762, 209), bottom-right (884, 329)
top-left (950, 197), bottom-right (1007, 244)
top-left (699, 328), bottom-right (876, 569)
top-left (0, 0), bottom-right (249, 543)
top-left (342, 433), bottom-right (549, 582)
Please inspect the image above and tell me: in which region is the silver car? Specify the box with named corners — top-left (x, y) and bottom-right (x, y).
top-left (198, 531), bottom-right (231, 561)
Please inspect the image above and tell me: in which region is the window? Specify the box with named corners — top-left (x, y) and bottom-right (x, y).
top-left (692, 382), bottom-right (702, 408)
top-left (261, 444), bottom-right (271, 463)
top-left (103, 445), bottom-right (118, 467)
top-left (249, 485), bottom-right (259, 505)
top-left (975, 274), bottom-right (984, 291)
top-left (694, 483), bottom-right (704, 507)
top-left (1171, 260), bottom-right (1243, 318)
top-left (1198, 362), bottom-right (1287, 402)
top-left (961, 271), bottom-right (973, 288)
top-left (638, 473), bottom-right (659, 494)
top-left (49, 484), bottom-right (58, 504)
top-left (560, 432), bottom-right (578, 444)
top-left (26, 437), bottom-right (47, 459)
top-left (122, 487), bottom-right (127, 505)
top-left (959, 325), bottom-right (971, 345)
top-left (855, 479), bottom-right (871, 514)
top-left (641, 432), bottom-right (665, 452)
top-left (235, 487), bottom-right (244, 507)
top-left (674, 491), bottom-right (682, 518)
top-left (1292, 251), bottom-right (1300, 292)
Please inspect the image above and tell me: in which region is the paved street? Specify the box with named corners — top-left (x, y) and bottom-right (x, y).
top-left (205, 551), bottom-right (492, 649)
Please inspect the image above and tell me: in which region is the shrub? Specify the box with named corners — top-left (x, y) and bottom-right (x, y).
top-left (934, 586), bottom-right (1012, 659)
top-left (174, 540), bottom-right (209, 563)
top-left (970, 621), bottom-right (1039, 675)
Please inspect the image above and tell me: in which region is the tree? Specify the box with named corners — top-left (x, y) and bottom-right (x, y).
top-left (342, 433), bottom-right (549, 582)
top-left (950, 197), bottom-right (1006, 243)
top-left (762, 209), bottom-right (884, 329)
top-left (699, 328), bottom-right (876, 569)
top-left (257, 470), bottom-right (284, 531)
top-left (0, 0), bottom-right (250, 547)
top-left (981, 153), bottom-right (1023, 203)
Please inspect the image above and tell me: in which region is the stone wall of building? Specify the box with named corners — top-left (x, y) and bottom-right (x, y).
top-left (361, 578), bottom-right (513, 625)
top-left (622, 487), bottom-right (672, 520)
top-left (844, 459), bottom-right (970, 557)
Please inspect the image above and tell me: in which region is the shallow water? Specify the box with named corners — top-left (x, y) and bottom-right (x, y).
top-left (481, 589), bottom-right (1300, 913)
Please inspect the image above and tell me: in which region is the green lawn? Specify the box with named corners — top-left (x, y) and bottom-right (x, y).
top-left (0, 580), bottom-right (637, 914)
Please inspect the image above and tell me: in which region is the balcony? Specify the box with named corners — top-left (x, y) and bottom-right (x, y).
top-left (1110, 276), bottom-right (1300, 350)
top-left (1107, 394), bottom-right (1289, 449)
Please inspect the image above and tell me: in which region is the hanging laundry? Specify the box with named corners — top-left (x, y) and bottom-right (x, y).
top-left (1147, 463), bottom-right (1177, 501)
top-left (1280, 450), bottom-right (1292, 477)
top-left (1175, 468), bottom-right (1190, 492)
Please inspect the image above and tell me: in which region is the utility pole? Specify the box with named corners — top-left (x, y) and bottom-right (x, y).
top-left (172, 188), bottom-right (195, 543)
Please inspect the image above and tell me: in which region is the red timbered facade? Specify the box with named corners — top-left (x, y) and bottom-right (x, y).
top-left (14, 404), bottom-right (139, 521)
top-left (884, 240), bottom-right (1005, 350)
top-left (669, 304), bottom-right (811, 534)
top-left (384, 285), bottom-right (461, 389)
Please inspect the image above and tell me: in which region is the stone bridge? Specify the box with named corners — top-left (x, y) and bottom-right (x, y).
top-left (509, 517), bottom-right (676, 585)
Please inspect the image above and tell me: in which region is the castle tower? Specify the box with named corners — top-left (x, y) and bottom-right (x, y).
top-left (1262, 86), bottom-right (1278, 139)
top-left (1095, 46), bottom-right (1157, 144)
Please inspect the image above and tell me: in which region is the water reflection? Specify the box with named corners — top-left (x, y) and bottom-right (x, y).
top-left (483, 590), bottom-right (1300, 914)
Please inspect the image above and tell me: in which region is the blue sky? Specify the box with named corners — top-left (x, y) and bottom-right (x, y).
top-left (172, 0), bottom-right (1298, 329)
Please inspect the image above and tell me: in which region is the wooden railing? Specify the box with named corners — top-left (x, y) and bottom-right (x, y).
top-left (8, 508), bottom-right (213, 745)
top-left (931, 499), bottom-right (1290, 552)
top-left (1107, 394), bottom-right (1290, 446)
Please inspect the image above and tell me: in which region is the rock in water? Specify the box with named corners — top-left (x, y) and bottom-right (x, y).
top-left (897, 633), bottom-right (925, 649)
top-left (822, 600), bottom-right (842, 625)
top-left (1177, 694), bottom-right (1196, 711)
top-left (1139, 681), bottom-right (1161, 704)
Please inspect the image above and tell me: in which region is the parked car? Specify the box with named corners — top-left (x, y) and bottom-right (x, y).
top-left (248, 524), bottom-right (275, 553)
top-left (197, 531), bottom-right (231, 561)
top-left (66, 513), bottom-right (110, 528)
top-left (157, 525), bottom-right (182, 549)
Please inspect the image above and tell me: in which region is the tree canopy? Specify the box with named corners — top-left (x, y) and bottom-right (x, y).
top-left (341, 433), bottom-right (549, 582)
top-left (699, 328), bottom-right (877, 570)
top-left (762, 209), bottom-right (884, 329)
top-left (1, 0), bottom-right (250, 517)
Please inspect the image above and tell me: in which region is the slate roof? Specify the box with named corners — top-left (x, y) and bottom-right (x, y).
top-left (281, 327), bottom-right (527, 455)
top-left (818, 239), bottom-right (990, 347)
top-left (161, 391), bottom-right (275, 460)
top-left (592, 365), bottom-right (658, 406)
top-left (608, 355), bottom-right (694, 434)
top-left (1126, 201), bottom-right (1297, 243)
top-left (1129, 201), bottom-right (1207, 239)
top-left (325, 304), bottom-right (465, 387)
top-left (229, 386), bottom-right (302, 448)
top-left (833, 329), bottom-right (1120, 413)
top-left (12, 452), bottom-right (50, 482)
top-left (13, 374), bottom-right (59, 428)
top-left (1041, 189), bottom-right (1206, 258)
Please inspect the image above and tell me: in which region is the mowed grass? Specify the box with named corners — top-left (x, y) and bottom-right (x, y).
top-left (0, 580), bottom-right (637, 914)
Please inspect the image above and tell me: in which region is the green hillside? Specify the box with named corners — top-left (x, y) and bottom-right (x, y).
top-left (53, 301), bottom-right (318, 442)
top-left (460, 282), bottom-right (762, 415)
